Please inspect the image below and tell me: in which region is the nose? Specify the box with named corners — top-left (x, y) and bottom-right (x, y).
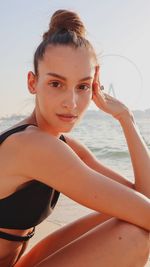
top-left (61, 90), bottom-right (77, 110)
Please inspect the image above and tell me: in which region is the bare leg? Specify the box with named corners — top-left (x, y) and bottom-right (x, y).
top-left (16, 215), bottom-right (149, 267)
top-left (34, 219), bottom-right (149, 267)
top-left (16, 212), bottom-right (111, 266)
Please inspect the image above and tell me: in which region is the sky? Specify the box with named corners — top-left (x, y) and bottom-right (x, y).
top-left (0, 0), bottom-right (150, 117)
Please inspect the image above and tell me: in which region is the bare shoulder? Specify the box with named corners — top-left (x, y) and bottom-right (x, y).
top-left (6, 125), bottom-right (65, 151)
top-left (10, 126), bottom-right (74, 163)
top-left (9, 126), bottom-right (88, 184)
top-left (1, 125), bottom-right (92, 164)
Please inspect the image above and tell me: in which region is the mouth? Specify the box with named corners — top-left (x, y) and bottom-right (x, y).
top-left (56, 113), bottom-right (78, 122)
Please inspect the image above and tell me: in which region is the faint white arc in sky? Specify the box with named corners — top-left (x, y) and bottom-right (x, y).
top-left (100, 53), bottom-right (143, 92)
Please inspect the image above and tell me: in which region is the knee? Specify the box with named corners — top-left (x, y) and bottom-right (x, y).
top-left (117, 220), bottom-right (149, 246)
top-left (117, 220), bottom-right (150, 265)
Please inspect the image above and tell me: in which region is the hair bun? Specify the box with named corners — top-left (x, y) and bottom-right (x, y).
top-left (43, 9), bottom-right (86, 40)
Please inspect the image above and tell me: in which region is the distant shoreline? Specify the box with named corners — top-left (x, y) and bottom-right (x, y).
top-left (0, 108), bottom-right (150, 121)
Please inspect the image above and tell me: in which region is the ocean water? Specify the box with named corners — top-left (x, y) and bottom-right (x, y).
top-left (0, 110), bottom-right (149, 225)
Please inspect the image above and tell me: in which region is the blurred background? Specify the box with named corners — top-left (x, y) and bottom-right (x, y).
top-left (0, 0), bottom-right (150, 117)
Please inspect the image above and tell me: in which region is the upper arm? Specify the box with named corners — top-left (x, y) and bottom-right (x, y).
top-left (64, 135), bottom-right (134, 189)
top-left (10, 130), bottom-right (150, 231)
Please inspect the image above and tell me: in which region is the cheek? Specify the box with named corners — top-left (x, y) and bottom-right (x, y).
top-left (36, 88), bottom-right (50, 112)
top-left (86, 90), bottom-right (93, 102)
top-left (78, 91), bottom-right (92, 109)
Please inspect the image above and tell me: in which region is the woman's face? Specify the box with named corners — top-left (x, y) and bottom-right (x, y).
top-left (28, 45), bottom-right (96, 136)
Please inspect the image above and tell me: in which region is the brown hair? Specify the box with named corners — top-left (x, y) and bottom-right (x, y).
top-left (34, 9), bottom-right (97, 75)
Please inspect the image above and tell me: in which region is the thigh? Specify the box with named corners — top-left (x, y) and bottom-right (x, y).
top-left (35, 219), bottom-right (149, 267)
top-left (16, 216), bottom-right (149, 267)
top-left (16, 212), bottom-right (111, 267)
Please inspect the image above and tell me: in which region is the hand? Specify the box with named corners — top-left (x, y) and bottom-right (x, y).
top-left (92, 67), bottom-right (132, 121)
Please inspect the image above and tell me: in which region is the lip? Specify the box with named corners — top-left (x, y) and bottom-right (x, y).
top-left (56, 114), bottom-right (78, 122)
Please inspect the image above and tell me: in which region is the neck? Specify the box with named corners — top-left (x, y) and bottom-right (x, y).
top-left (27, 109), bottom-right (61, 138)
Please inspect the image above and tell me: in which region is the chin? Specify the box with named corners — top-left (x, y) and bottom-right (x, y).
top-left (57, 124), bottom-right (76, 133)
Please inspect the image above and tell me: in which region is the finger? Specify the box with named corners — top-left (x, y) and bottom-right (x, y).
top-left (102, 94), bottom-right (116, 104)
top-left (94, 65), bottom-right (100, 81)
top-left (93, 65), bottom-right (100, 88)
top-left (92, 83), bottom-right (106, 102)
top-left (103, 92), bottom-right (120, 103)
top-left (92, 82), bottom-right (102, 98)
top-left (92, 65), bottom-right (101, 96)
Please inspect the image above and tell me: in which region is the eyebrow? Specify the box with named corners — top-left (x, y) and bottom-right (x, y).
top-left (46, 72), bottom-right (93, 82)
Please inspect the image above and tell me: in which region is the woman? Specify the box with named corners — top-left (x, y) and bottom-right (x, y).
top-left (0, 9), bottom-right (149, 267)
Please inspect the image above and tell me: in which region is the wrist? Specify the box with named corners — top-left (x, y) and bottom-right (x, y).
top-left (114, 109), bottom-right (135, 124)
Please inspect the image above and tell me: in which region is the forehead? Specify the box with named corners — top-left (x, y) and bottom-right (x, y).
top-left (38, 45), bottom-right (95, 79)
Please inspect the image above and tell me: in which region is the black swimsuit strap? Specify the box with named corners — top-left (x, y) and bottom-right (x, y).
top-left (0, 124), bottom-right (35, 144)
top-left (0, 124), bottom-right (66, 144)
top-left (0, 227), bottom-right (35, 242)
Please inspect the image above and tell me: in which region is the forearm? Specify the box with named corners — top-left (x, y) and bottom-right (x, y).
top-left (118, 111), bottom-right (150, 197)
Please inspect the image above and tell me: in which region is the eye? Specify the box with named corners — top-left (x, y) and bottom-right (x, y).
top-left (78, 84), bottom-right (91, 91)
top-left (48, 81), bottom-right (62, 88)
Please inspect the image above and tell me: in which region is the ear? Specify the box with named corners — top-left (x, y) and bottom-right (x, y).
top-left (27, 71), bottom-right (37, 94)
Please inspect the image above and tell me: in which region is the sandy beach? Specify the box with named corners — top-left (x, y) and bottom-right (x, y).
top-left (25, 194), bottom-right (150, 266)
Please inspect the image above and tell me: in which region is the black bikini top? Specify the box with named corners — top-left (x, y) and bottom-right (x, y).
top-left (0, 124), bottom-right (66, 230)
